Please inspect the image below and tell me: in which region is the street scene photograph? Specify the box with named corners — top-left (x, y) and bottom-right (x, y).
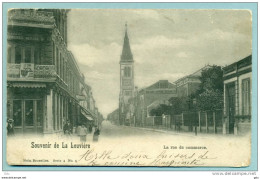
top-left (5, 8), bottom-right (253, 167)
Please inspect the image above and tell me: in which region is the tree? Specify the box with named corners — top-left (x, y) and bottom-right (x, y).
top-left (198, 65), bottom-right (223, 93)
top-left (196, 90), bottom-right (223, 111)
top-left (195, 65), bottom-right (224, 111)
top-left (168, 97), bottom-right (188, 115)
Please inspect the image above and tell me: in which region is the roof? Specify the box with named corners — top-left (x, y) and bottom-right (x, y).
top-left (223, 55), bottom-right (252, 74)
top-left (120, 25), bottom-right (133, 63)
top-left (137, 80), bottom-right (176, 93)
top-left (146, 80), bottom-right (176, 90)
top-left (174, 65), bottom-right (211, 84)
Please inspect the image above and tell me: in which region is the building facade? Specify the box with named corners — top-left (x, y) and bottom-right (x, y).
top-left (175, 65), bottom-right (210, 97)
top-left (223, 55), bottom-right (252, 135)
top-left (135, 80), bottom-right (177, 126)
top-left (78, 75), bottom-right (98, 129)
top-left (7, 9), bottom-right (99, 135)
top-left (119, 24), bottom-right (135, 126)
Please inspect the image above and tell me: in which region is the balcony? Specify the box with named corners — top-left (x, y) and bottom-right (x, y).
top-left (7, 63), bottom-right (71, 90)
top-left (34, 64), bottom-right (57, 78)
top-left (7, 63), bottom-right (57, 79)
top-left (8, 9), bottom-right (55, 28)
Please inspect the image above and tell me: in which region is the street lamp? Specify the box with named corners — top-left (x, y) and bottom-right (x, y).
top-left (193, 98), bottom-right (197, 136)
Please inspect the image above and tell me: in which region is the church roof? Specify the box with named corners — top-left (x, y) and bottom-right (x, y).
top-left (120, 24), bottom-right (133, 62)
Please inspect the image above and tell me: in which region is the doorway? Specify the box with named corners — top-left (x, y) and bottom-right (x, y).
top-left (226, 83), bottom-right (236, 134)
top-left (11, 99), bottom-right (43, 134)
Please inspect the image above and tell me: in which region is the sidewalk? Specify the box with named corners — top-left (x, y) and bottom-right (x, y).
top-left (121, 125), bottom-right (233, 139)
top-left (51, 130), bottom-right (96, 142)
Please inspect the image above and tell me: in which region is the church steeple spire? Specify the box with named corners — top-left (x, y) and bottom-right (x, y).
top-left (121, 22), bottom-right (133, 62)
top-left (119, 23), bottom-right (135, 126)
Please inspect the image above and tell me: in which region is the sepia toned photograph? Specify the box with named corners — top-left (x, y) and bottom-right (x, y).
top-left (4, 7), bottom-right (254, 168)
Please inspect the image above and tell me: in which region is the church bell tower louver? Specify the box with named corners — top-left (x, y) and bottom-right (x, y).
top-left (119, 23), bottom-right (134, 125)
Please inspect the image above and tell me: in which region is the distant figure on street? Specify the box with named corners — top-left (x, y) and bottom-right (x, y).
top-left (176, 119), bottom-right (181, 133)
top-left (93, 126), bottom-right (100, 142)
top-left (78, 124), bottom-right (88, 142)
top-left (7, 119), bottom-right (14, 137)
top-left (89, 125), bottom-right (93, 133)
top-left (76, 124), bottom-right (81, 136)
top-left (63, 120), bottom-right (72, 135)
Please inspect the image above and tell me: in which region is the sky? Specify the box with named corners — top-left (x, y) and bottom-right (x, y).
top-left (66, 9), bottom-right (252, 118)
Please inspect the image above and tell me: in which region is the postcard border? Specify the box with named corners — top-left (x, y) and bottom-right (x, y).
top-left (2, 2), bottom-right (258, 171)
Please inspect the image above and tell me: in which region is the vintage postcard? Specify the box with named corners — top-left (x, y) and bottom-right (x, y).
top-left (4, 6), bottom-right (255, 168)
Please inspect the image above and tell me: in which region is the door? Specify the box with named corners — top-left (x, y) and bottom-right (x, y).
top-left (13, 100), bottom-right (23, 134)
top-left (11, 99), bottom-right (43, 134)
top-left (227, 83), bottom-right (235, 134)
top-left (24, 100), bottom-right (34, 133)
top-left (36, 100), bottom-right (43, 134)
top-left (24, 100), bottom-right (43, 134)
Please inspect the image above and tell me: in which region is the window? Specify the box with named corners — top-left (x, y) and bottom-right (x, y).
top-left (53, 42), bottom-right (55, 65)
top-left (242, 79), bottom-right (250, 115)
top-left (124, 67), bottom-right (131, 77)
top-left (125, 91), bottom-right (131, 96)
top-left (63, 99), bottom-right (66, 120)
top-left (128, 67), bottom-right (131, 77)
top-left (59, 53), bottom-right (62, 77)
top-left (124, 67), bottom-right (127, 77)
top-left (34, 47), bottom-right (40, 64)
top-left (159, 82), bottom-right (168, 89)
top-left (56, 48), bottom-right (59, 74)
top-left (56, 95), bottom-right (59, 130)
top-left (63, 60), bottom-right (66, 82)
top-left (13, 100), bottom-right (22, 127)
top-left (60, 98), bottom-right (62, 130)
top-left (53, 94), bottom-right (56, 130)
top-left (60, 56), bottom-right (63, 79)
top-left (15, 46), bottom-right (21, 64)
top-left (13, 46), bottom-right (41, 64)
top-left (25, 100), bottom-right (34, 126)
top-left (36, 100), bottom-right (43, 127)
top-left (24, 47), bottom-right (31, 63)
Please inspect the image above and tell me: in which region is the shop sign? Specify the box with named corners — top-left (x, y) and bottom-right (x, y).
top-left (20, 63), bottom-right (34, 78)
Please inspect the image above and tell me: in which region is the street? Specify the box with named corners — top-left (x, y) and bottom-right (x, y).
top-left (98, 120), bottom-right (247, 142)
top-left (100, 120), bottom-right (172, 138)
top-left (6, 119), bottom-right (251, 167)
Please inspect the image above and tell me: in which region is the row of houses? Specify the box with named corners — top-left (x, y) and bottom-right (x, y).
top-left (6, 9), bottom-right (104, 135)
top-left (108, 27), bottom-right (252, 135)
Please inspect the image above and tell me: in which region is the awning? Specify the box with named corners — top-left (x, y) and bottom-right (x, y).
top-left (81, 109), bottom-right (94, 121)
top-left (10, 82), bottom-right (46, 88)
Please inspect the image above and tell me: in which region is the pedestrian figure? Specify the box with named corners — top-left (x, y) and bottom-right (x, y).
top-left (76, 124), bottom-right (81, 136)
top-left (7, 119), bottom-right (14, 137)
top-left (176, 119), bottom-right (181, 133)
top-left (63, 120), bottom-right (68, 135)
top-left (79, 124), bottom-right (88, 142)
top-left (93, 126), bottom-right (100, 142)
top-left (194, 117), bottom-right (199, 136)
top-left (195, 126), bottom-right (197, 136)
top-left (63, 120), bottom-right (72, 135)
top-left (89, 125), bottom-right (93, 133)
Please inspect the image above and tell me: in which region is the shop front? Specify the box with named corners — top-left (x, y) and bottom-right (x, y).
top-left (7, 86), bottom-right (46, 135)
top-left (80, 107), bottom-right (95, 129)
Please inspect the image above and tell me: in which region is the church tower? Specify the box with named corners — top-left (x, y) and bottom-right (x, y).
top-left (119, 23), bottom-right (134, 125)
